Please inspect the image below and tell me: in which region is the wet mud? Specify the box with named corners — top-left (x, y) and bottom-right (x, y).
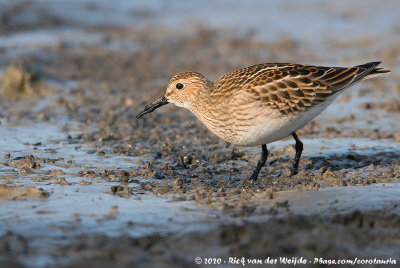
top-left (1, 0), bottom-right (400, 267)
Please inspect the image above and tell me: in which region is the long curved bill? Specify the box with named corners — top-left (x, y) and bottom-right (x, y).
top-left (136, 95), bottom-right (169, 119)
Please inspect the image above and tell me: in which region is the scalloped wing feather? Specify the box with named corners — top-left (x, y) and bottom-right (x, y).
top-left (214, 62), bottom-right (388, 115)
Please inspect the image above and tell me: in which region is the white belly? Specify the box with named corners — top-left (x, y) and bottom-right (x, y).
top-left (190, 92), bottom-right (341, 147)
top-left (232, 99), bottom-right (337, 146)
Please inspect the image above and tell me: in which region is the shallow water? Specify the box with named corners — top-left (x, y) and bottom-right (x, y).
top-left (1, 120), bottom-right (399, 267)
top-left (0, 122), bottom-right (220, 240)
top-left (1, 120), bottom-right (398, 232)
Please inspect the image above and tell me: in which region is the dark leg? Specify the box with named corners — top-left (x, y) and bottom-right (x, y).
top-left (291, 132), bottom-right (303, 176)
top-left (249, 144), bottom-right (269, 180)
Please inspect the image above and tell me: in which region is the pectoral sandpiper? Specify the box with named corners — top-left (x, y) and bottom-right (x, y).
top-left (136, 62), bottom-right (390, 180)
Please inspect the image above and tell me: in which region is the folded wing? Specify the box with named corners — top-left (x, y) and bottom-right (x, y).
top-left (240, 62), bottom-right (389, 115)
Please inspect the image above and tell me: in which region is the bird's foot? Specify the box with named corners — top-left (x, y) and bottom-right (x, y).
top-left (249, 172), bottom-right (259, 181)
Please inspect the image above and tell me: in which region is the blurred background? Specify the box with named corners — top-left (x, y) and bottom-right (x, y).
top-left (1, 0), bottom-right (400, 66)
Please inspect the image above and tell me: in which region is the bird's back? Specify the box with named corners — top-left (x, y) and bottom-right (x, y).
top-left (211, 62), bottom-right (389, 115)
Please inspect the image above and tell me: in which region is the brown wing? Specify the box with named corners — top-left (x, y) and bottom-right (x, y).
top-left (234, 62), bottom-right (387, 115)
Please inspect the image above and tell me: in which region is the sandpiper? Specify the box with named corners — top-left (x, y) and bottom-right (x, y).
top-left (136, 62), bottom-right (390, 180)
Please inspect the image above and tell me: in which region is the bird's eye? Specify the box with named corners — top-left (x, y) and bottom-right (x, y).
top-left (176, 83), bottom-right (184, 90)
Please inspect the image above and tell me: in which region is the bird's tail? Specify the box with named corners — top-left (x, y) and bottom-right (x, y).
top-left (355, 61), bottom-right (390, 81)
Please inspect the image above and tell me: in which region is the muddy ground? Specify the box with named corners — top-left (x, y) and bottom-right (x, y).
top-left (1, 0), bottom-right (400, 267)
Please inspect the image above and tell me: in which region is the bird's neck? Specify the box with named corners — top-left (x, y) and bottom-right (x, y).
top-left (189, 81), bottom-right (231, 130)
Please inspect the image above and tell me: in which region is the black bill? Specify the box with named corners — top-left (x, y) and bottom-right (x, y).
top-left (136, 95), bottom-right (169, 119)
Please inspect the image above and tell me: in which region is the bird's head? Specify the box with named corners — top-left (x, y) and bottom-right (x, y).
top-left (136, 71), bottom-right (211, 118)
